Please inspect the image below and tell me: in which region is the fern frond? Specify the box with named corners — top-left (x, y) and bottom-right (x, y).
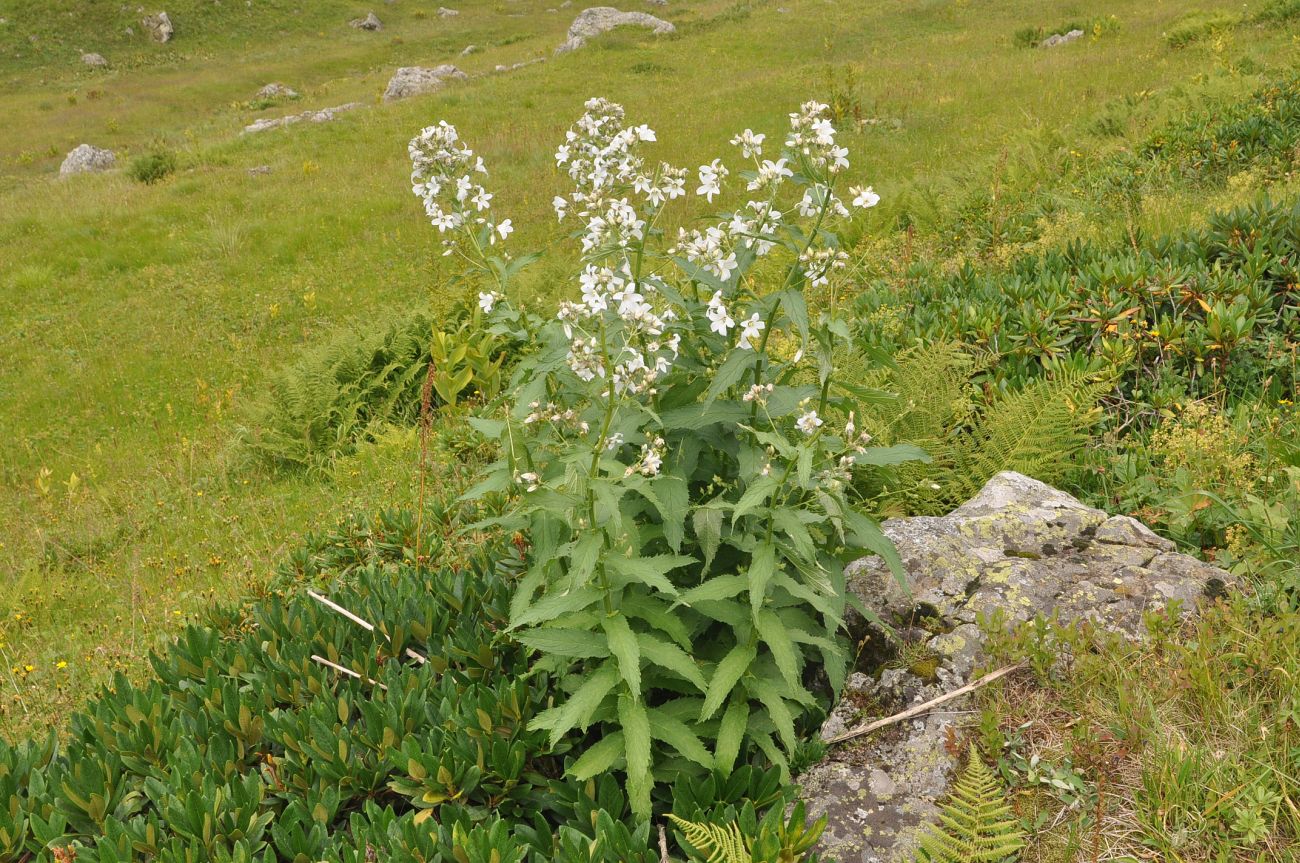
top-left (668, 814), bottom-right (753, 863)
top-left (915, 745), bottom-right (1025, 863)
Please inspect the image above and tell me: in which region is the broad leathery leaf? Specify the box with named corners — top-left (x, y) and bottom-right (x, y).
top-left (637, 631), bottom-right (706, 691)
top-left (602, 614), bottom-right (642, 699)
top-left (692, 506), bottom-right (723, 571)
top-left (852, 444), bottom-right (931, 467)
top-left (706, 350), bottom-right (759, 405)
top-left (714, 694), bottom-right (749, 777)
top-left (748, 542), bottom-right (777, 618)
top-left (511, 586), bottom-right (603, 629)
top-left (529, 660), bottom-right (619, 744)
top-left (674, 573), bottom-right (746, 609)
top-left (514, 628), bottom-right (610, 659)
top-left (619, 694), bottom-right (654, 819)
top-left (606, 554), bottom-right (692, 595)
top-left (568, 732), bottom-right (625, 780)
top-left (647, 707), bottom-right (714, 770)
top-left (756, 609), bottom-right (802, 690)
top-left (701, 642), bottom-right (756, 720)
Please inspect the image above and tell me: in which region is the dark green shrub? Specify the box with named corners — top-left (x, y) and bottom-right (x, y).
top-left (127, 150), bottom-right (177, 185)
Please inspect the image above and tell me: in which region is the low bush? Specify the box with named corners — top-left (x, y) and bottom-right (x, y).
top-left (1163, 11), bottom-right (1238, 49)
top-left (127, 150), bottom-right (177, 185)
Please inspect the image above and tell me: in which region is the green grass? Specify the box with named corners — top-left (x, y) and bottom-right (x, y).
top-left (0, 0), bottom-right (1297, 743)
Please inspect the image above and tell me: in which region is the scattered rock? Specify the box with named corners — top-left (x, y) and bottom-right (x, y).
top-left (242, 102), bottom-right (361, 134)
top-left (255, 82), bottom-right (298, 100)
top-left (646, 0), bottom-right (666, 5)
top-left (555, 6), bottom-right (674, 54)
top-left (494, 57), bottom-right (545, 73)
top-left (141, 11), bottom-right (173, 42)
top-left (59, 144), bottom-right (116, 176)
top-left (460, 44), bottom-right (480, 55)
top-left (124, 25), bottom-right (135, 36)
top-left (1040, 28), bottom-right (1084, 47)
top-left (382, 64), bottom-right (467, 102)
top-left (799, 472), bottom-right (1231, 863)
top-left (349, 11), bottom-right (383, 30)
top-left (437, 6), bottom-right (459, 16)
top-left (81, 52), bottom-right (109, 67)
top-left (247, 165), bottom-right (272, 175)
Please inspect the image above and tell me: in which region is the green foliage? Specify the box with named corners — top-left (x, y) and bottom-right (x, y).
top-left (238, 304), bottom-right (507, 471)
top-left (1163, 11), bottom-right (1238, 48)
top-left (915, 746), bottom-right (1025, 863)
top-left (127, 150), bottom-right (177, 184)
top-left (669, 800), bottom-right (824, 863)
top-left (857, 343), bottom-right (1107, 515)
top-left (670, 817), bottom-right (752, 863)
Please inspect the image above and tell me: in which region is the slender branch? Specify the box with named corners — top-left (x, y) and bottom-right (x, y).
top-left (825, 662), bottom-right (1024, 745)
top-left (307, 590), bottom-right (429, 665)
top-left (310, 654), bottom-right (389, 691)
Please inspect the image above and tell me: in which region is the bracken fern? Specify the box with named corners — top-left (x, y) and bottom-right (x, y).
top-left (914, 746), bottom-right (1025, 863)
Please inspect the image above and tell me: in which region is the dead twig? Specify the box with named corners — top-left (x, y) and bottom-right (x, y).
top-left (307, 590), bottom-right (428, 665)
top-left (658, 824), bottom-right (670, 863)
top-left (826, 662), bottom-right (1024, 746)
top-left (310, 654), bottom-right (389, 691)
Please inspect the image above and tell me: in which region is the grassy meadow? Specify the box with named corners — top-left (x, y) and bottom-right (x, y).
top-left (2, 0), bottom-right (1300, 858)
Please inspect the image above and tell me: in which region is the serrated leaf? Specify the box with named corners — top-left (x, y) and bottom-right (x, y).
top-left (715, 694), bottom-right (749, 777)
top-left (661, 400), bottom-right (750, 431)
top-left (637, 631), bottom-right (706, 691)
top-left (622, 593), bottom-right (691, 649)
top-left (511, 587), bottom-right (603, 629)
top-left (674, 574), bottom-right (747, 608)
top-left (701, 643), bottom-right (756, 720)
top-left (647, 707), bottom-right (714, 770)
top-left (653, 475), bottom-right (689, 552)
top-left (568, 732), bottom-right (625, 781)
top-left (619, 695), bottom-right (653, 818)
top-left (747, 678), bottom-right (797, 751)
top-left (513, 628), bottom-right (611, 659)
top-left (732, 475), bottom-right (780, 522)
top-left (606, 553), bottom-right (692, 595)
top-left (693, 506), bottom-right (723, 571)
top-left (706, 350), bottom-right (758, 404)
top-left (748, 543), bottom-right (777, 618)
top-left (602, 614), bottom-right (641, 699)
top-left (853, 444), bottom-right (931, 467)
top-left (843, 509), bottom-right (905, 586)
top-left (529, 660), bottom-right (619, 744)
top-left (756, 609), bottom-right (801, 690)
top-left (567, 531), bottom-right (604, 588)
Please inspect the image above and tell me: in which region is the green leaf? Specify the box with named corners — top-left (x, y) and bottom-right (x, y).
top-left (852, 444), bottom-right (931, 467)
top-left (842, 509), bottom-right (905, 584)
top-left (776, 289), bottom-right (809, 343)
top-left (511, 587), bottom-right (603, 629)
top-left (637, 632), bottom-right (706, 691)
top-left (602, 614), bottom-right (642, 699)
top-left (674, 574), bottom-right (747, 608)
top-left (567, 531), bottom-right (604, 588)
top-left (513, 628), bottom-right (611, 659)
top-left (647, 708), bottom-right (714, 770)
top-left (568, 732), bottom-right (625, 781)
top-left (606, 553), bottom-right (692, 595)
top-left (619, 694), bottom-right (654, 819)
top-left (459, 466), bottom-right (512, 500)
top-left (653, 475), bottom-right (689, 552)
top-left (661, 401), bottom-right (750, 431)
top-left (701, 643), bottom-right (756, 720)
top-left (706, 351), bottom-right (758, 404)
top-left (693, 506), bottom-right (723, 571)
top-left (714, 694), bottom-right (749, 777)
top-left (466, 416), bottom-right (505, 438)
top-left (748, 542), bottom-right (777, 618)
top-left (756, 609), bottom-right (801, 690)
top-left (529, 660), bottom-right (619, 744)
top-left (732, 475), bottom-right (780, 522)
top-left (623, 593), bottom-right (691, 649)
top-left (771, 508), bottom-right (816, 565)
top-left (747, 678), bottom-right (797, 751)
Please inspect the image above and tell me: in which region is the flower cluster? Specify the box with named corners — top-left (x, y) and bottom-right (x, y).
top-left (408, 121), bottom-right (511, 255)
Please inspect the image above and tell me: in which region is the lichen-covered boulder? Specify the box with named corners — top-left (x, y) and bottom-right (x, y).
top-left (81, 52), bottom-right (108, 68)
top-left (141, 11), bottom-right (173, 43)
top-left (1041, 28), bottom-right (1084, 47)
top-left (555, 6), bottom-right (674, 54)
top-left (242, 102), bottom-right (362, 134)
top-left (255, 82), bottom-right (298, 100)
top-left (799, 472), bottom-right (1230, 863)
top-left (349, 11), bottom-right (383, 31)
top-left (60, 144), bottom-right (116, 175)
top-left (382, 65), bottom-right (467, 102)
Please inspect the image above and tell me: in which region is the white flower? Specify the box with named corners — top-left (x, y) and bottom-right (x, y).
top-left (729, 128), bottom-right (766, 158)
top-left (796, 410), bottom-right (823, 435)
top-left (738, 313), bottom-right (766, 350)
top-left (553, 196), bottom-right (568, 220)
top-left (478, 291), bottom-right (500, 313)
top-left (851, 185), bottom-right (880, 209)
top-left (471, 187), bottom-right (493, 211)
top-left (706, 291), bottom-right (735, 336)
top-left (605, 432), bottom-right (625, 451)
top-left (555, 145), bottom-right (571, 165)
top-left (696, 159), bottom-right (728, 202)
top-left (516, 471), bottom-right (541, 492)
top-left (496, 219), bottom-right (514, 241)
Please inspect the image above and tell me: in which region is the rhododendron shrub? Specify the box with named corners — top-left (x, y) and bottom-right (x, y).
top-left (409, 98), bottom-right (917, 817)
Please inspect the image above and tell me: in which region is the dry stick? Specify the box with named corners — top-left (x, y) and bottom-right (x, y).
top-left (657, 824), bottom-right (670, 863)
top-left (826, 662), bottom-right (1024, 746)
top-left (307, 590), bottom-right (429, 665)
top-left (311, 654), bottom-right (389, 691)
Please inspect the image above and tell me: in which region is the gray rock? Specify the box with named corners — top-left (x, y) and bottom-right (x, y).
top-left (81, 52), bottom-right (109, 68)
top-left (255, 82), bottom-right (298, 100)
top-left (141, 11), bottom-right (173, 42)
top-left (247, 165), bottom-right (272, 175)
top-left (242, 102), bottom-right (361, 134)
top-left (800, 472), bottom-right (1231, 863)
top-left (460, 44), bottom-right (480, 55)
top-left (349, 11), bottom-right (382, 30)
top-left (646, 0), bottom-right (666, 5)
top-left (60, 144), bottom-right (116, 176)
top-left (382, 64), bottom-right (466, 102)
top-left (1040, 28), bottom-right (1084, 47)
top-left (555, 6), bottom-right (674, 54)
top-left (494, 56), bottom-right (545, 73)
top-left (437, 6), bottom-right (459, 16)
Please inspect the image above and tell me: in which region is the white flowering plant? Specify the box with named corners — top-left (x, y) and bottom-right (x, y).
top-left (409, 100), bottom-right (917, 818)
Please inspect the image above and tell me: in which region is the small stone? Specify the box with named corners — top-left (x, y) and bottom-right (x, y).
top-left (81, 52), bottom-right (109, 67)
top-left (349, 11), bottom-right (382, 30)
top-left (436, 6), bottom-right (459, 16)
top-left (1040, 28), bottom-right (1084, 48)
top-left (60, 144), bottom-right (116, 175)
top-left (460, 44), bottom-right (479, 55)
top-left (255, 82), bottom-right (299, 100)
top-left (141, 10), bottom-right (173, 42)
top-left (247, 165), bottom-right (272, 175)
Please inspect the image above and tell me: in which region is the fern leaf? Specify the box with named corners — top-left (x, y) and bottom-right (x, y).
top-left (914, 745), bottom-right (1025, 863)
top-left (668, 815), bottom-right (753, 863)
